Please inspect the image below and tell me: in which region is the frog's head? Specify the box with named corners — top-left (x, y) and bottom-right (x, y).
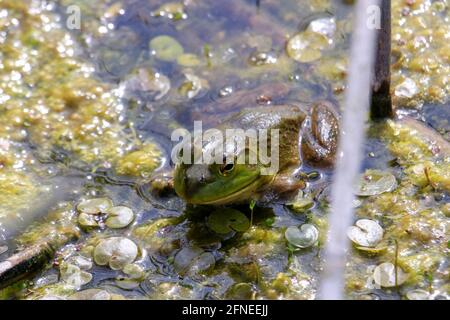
top-left (173, 137), bottom-right (274, 205)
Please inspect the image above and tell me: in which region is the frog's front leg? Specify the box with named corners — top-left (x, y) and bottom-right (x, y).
top-left (269, 172), bottom-right (306, 194)
top-left (301, 100), bottom-right (340, 167)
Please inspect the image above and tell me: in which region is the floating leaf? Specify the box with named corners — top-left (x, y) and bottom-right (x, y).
top-left (77, 198), bottom-right (113, 214)
top-left (347, 219), bottom-right (383, 247)
top-left (355, 170), bottom-right (398, 196)
top-left (66, 255), bottom-right (93, 270)
top-left (93, 237), bottom-right (138, 270)
top-left (286, 31), bottom-right (330, 63)
top-left (207, 209), bottom-right (250, 234)
top-left (105, 206), bottom-right (134, 229)
top-left (115, 263), bottom-right (145, 290)
top-left (287, 191), bottom-right (314, 213)
top-left (226, 283), bottom-right (255, 299)
top-left (123, 263), bottom-right (145, 279)
top-left (60, 263), bottom-right (92, 289)
top-left (69, 289), bottom-right (111, 300)
top-left (373, 262), bottom-right (408, 288)
top-left (78, 212), bottom-right (99, 228)
top-left (406, 289), bottom-right (430, 300)
top-left (285, 224), bottom-right (319, 248)
top-left (308, 17), bottom-right (336, 39)
top-left (150, 35), bottom-right (184, 62)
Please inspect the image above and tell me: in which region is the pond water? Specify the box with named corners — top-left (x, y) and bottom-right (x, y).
top-left (0, 0), bottom-right (448, 300)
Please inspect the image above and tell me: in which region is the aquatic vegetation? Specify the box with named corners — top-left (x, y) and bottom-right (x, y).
top-left (150, 35), bottom-right (184, 62)
top-left (207, 209), bottom-right (250, 234)
top-left (93, 237), bottom-right (139, 270)
top-left (284, 224), bottom-right (319, 249)
top-left (372, 262), bottom-right (408, 288)
top-left (105, 206), bottom-right (135, 229)
top-left (347, 219), bottom-right (384, 248)
top-left (355, 170), bottom-right (398, 196)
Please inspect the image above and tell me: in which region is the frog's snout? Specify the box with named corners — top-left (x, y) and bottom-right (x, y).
top-left (175, 164), bottom-right (214, 200)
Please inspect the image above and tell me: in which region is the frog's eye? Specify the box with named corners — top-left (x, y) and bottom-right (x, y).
top-left (219, 163), bottom-right (234, 176)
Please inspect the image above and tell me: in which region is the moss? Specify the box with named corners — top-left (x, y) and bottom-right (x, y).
top-left (115, 143), bottom-right (163, 178)
top-left (0, 171), bottom-right (41, 220)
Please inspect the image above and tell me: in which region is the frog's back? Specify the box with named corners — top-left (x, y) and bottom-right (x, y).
top-left (219, 105), bottom-right (306, 170)
top-left (220, 105), bottom-right (306, 131)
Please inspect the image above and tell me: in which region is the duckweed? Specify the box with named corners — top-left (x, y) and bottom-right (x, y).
top-left (207, 209), bottom-right (250, 234)
top-left (372, 262), bottom-right (408, 288)
top-left (347, 219), bottom-right (384, 248)
top-left (93, 237), bottom-right (138, 270)
top-left (284, 224), bottom-right (319, 249)
top-left (105, 206), bottom-right (135, 229)
top-left (355, 170), bottom-right (398, 196)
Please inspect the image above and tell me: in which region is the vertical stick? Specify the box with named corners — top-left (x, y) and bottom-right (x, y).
top-left (318, 0), bottom-right (380, 300)
top-left (371, 0), bottom-right (393, 119)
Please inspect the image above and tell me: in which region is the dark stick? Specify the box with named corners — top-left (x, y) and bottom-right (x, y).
top-left (371, 0), bottom-right (393, 119)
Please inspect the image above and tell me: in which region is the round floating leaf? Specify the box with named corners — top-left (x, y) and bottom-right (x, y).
top-left (373, 262), bottom-right (408, 288)
top-left (115, 263), bottom-right (145, 290)
top-left (77, 198), bottom-right (113, 214)
top-left (60, 263), bottom-right (92, 289)
top-left (150, 35), bottom-right (184, 61)
top-left (123, 263), bottom-right (145, 279)
top-left (93, 237), bottom-right (138, 270)
top-left (69, 289), bottom-right (111, 300)
top-left (287, 191), bottom-right (314, 213)
top-left (347, 219), bottom-right (384, 247)
top-left (78, 212), bottom-right (99, 228)
top-left (207, 209), bottom-right (250, 234)
top-left (226, 283), bottom-right (255, 299)
top-left (285, 224), bottom-right (319, 248)
top-left (66, 255), bottom-right (93, 270)
top-left (286, 31), bottom-right (329, 63)
top-left (406, 289), bottom-right (430, 300)
top-left (105, 206), bottom-right (134, 229)
top-left (355, 170), bottom-right (398, 196)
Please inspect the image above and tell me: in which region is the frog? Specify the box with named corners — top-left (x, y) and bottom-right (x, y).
top-left (170, 100), bottom-right (339, 205)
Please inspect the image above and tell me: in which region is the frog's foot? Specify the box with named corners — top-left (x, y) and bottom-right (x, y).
top-left (149, 171), bottom-right (175, 196)
top-left (269, 173), bottom-right (306, 194)
top-left (301, 100), bottom-right (339, 167)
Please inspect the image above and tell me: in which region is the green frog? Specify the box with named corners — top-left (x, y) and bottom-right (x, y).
top-left (171, 100), bottom-right (339, 205)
